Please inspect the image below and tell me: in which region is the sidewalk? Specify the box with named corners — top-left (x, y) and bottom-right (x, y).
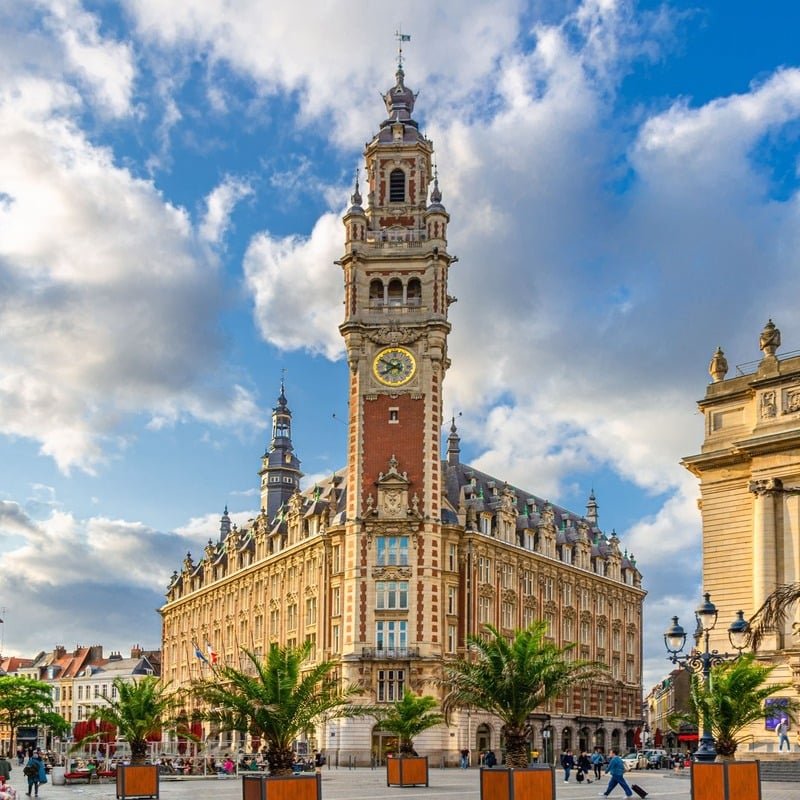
top-left (29, 767), bottom-right (800, 800)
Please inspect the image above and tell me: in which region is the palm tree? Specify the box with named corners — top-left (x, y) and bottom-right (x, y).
top-left (374, 691), bottom-right (445, 756)
top-left (669, 653), bottom-right (799, 758)
top-left (747, 582), bottom-right (800, 651)
top-left (81, 676), bottom-right (187, 766)
top-left (441, 622), bottom-right (604, 769)
top-left (191, 643), bottom-right (365, 776)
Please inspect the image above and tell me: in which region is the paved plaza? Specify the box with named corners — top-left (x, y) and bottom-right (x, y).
top-left (29, 767), bottom-right (800, 800)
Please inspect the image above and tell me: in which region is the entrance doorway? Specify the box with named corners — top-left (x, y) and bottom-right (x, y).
top-left (371, 727), bottom-right (399, 766)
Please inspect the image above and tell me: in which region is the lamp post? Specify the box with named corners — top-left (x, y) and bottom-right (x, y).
top-left (663, 593), bottom-right (749, 763)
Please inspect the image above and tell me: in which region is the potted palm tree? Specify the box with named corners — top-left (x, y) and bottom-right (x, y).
top-left (669, 653), bottom-right (799, 798)
top-left (191, 642), bottom-right (365, 800)
top-left (374, 691), bottom-right (444, 787)
top-left (441, 622), bottom-right (604, 800)
top-left (79, 675), bottom-right (189, 800)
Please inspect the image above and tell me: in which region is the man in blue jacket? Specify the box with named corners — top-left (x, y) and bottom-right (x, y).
top-left (599, 749), bottom-right (633, 797)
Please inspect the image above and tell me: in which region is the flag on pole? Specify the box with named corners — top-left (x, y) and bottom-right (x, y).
top-left (399, 34), bottom-right (411, 41)
top-left (206, 642), bottom-right (218, 665)
top-left (193, 643), bottom-right (208, 664)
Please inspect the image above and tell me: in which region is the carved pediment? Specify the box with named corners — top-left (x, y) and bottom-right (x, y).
top-left (372, 565), bottom-right (414, 580)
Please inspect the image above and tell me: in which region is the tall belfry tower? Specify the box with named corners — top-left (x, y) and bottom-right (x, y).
top-left (336, 56), bottom-right (455, 665)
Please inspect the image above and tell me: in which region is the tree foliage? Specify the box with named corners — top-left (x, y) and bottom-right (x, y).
top-left (668, 653), bottom-right (798, 757)
top-left (80, 676), bottom-right (187, 765)
top-left (191, 643), bottom-right (365, 776)
top-left (747, 582), bottom-right (800, 651)
top-left (441, 622), bottom-right (604, 768)
top-left (0, 676), bottom-right (65, 750)
top-left (373, 691), bottom-right (444, 755)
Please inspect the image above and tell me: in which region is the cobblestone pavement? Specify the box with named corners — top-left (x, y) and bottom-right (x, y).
top-left (23, 767), bottom-right (799, 800)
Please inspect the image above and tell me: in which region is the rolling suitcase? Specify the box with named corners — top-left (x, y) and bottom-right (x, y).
top-left (631, 784), bottom-right (647, 798)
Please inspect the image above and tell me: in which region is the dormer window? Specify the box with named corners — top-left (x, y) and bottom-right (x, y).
top-left (389, 169), bottom-right (405, 202)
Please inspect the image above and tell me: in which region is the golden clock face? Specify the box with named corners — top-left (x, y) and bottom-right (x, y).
top-left (373, 346), bottom-right (416, 386)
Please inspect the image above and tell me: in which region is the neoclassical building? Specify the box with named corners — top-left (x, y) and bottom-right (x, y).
top-left (683, 321), bottom-right (800, 747)
top-left (160, 63), bottom-right (646, 765)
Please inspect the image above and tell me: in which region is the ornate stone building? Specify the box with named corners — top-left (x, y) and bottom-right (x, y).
top-left (160, 63), bottom-right (645, 765)
top-left (683, 320), bottom-right (800, 747)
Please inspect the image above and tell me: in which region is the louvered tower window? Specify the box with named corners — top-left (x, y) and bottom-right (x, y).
top-left (389, 169), bottom-right (405, 202)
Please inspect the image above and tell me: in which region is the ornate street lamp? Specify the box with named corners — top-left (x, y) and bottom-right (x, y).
top-left (663, 593), bottom-right (749, 763)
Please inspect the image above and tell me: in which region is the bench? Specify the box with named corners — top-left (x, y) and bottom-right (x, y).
top-left (64, 771), bottom-right (115, 784)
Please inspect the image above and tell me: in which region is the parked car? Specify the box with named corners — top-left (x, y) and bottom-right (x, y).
top-left (644, 749), bottom-right (668, 768)
top-left (621, 752), bottom-right (647, 771)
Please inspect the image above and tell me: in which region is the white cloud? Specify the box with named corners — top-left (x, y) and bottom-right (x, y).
top-left (243, 212), bottom-right (344, 359)
top-left (41, 0), bottom-right (136, 118)
top-left (200, 176), bottom-right (254, 244)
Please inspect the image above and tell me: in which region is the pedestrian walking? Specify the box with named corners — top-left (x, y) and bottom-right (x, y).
top-left (459, 748), bottom-right (470, 768)
top-left (577, 751), bottom-right (592, 783)
top-left (561, 749), bottom-right (575, 782)
top-left (591, 748), bottom-right (604, 780)
top-left (0, 753), bottom-right (12, 784)
top-left (599, 749), bottom-right (633, 798)
top-left (23, 751), bottom-right (46, 798)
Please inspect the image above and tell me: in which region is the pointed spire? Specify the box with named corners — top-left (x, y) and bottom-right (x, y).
top-left (586, 489), bottom-right (598, 526)
top-left (220, 505), bottom-right (232, 542)
top-left (447, 415), bottom-right (461, 466)
top-left (350, 168), bottom-right (363, 208)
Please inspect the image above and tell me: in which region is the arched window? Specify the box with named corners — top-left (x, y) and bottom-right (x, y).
top-left (369, 279), bottom-right (384, 307)
top-left (387, 278), bottom-right (403, 306)
top-left (389, 169), bottom-right (405, 202)
top-left (407, 278), bottom-right (421, 306)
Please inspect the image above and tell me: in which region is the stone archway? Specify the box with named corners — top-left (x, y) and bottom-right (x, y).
top-left (578, 727), bottom-right (591, 753)
top-left (611, 729), bottom-right (622, 752)
top-left (595, 728), bottom-right (607, 753)
top-left (371, 724), bottom-right (398, 766)
top-left (476, 723), bottom-right (491, 755)
top-left (561, 727), bottom-right (573, 753)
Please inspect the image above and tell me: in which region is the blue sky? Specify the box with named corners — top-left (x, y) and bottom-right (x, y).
top-left (2, 0), bottom-right (800, 689)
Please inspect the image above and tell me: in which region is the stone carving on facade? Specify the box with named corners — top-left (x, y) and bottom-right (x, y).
top-left (369, 325), bottom-right (423, 346)
top-left (478, 583), bottom-right (495, 598)
top-left (501, 588), bottom-right (517, 604)
top-left (372, 565), bottom-right (413, 580)
top-left (760, 390), bottom-right (778, 419)
top-left (784, 387), bottom-right (800, 415)
top-left (749, 477), bottom-right (784, 495)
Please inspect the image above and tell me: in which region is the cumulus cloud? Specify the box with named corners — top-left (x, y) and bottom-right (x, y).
top-left (200, 176), bottom-right (254, 244)
top-left (0, 8), bottom-right (261, 474)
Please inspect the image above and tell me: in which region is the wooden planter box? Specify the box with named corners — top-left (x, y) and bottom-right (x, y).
top-left (691, 761), bottom-right (761, 800)
top-left (116, 765), bottom-right (159, 799)
top-left (242, 772), bottom-right (321, 800)
top-left (480, 765), bottom-right (555, 800)
top-left (386, 755), bottom-right (429, 787)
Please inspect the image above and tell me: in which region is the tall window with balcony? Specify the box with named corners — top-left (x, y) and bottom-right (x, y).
top-left (376, 620), bottom-right (407, 652)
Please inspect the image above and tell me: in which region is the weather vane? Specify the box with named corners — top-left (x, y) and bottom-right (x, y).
top-left (395, 29), bottom-right (411, 69)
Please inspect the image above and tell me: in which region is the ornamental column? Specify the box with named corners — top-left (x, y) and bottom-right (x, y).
top-left (750, 478), bottom-right (783, 649)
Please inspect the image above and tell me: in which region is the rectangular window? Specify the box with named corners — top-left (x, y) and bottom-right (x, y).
top-left (389, 407), bottom-right (399, 423)
top-left (306, 596), bottom-right (317, 626)
top-left (447, 585), bottom-right (457, 615)
top-left (287, 603), bottom-right (297, 631)
top-left (376, 536), bottom-right (409, 566)
top-left (448, 543), bottom-right (457, 572)
top-left (478, 556), bottom-right (492, 583)
top-left (563, 617), bottom-right (573, 641)
top-left (478, 595), bottom-right (492, 623)
top-left (332, 586), bottom-right (341, 616)
top-left (447, 625), bottom-right (457, 653)
top-left (376, 620), bottom-right (408, 650)
top-left (332, 545), bottom-right (342, 573)
top-left (501, 602), bottom-right (514, 629)
top-left (270, 608), bottom-right (280, 635)
top-left (376, 581), bottom-right (409, 610)
top-left (597, 626), bottom-right (606, 648)
top-left (377, 669), bottom-right (405, 702)
top-left (522, 570), bottom-right (535, 595)
top-left (562, 583), bottom-right (573, 605)
top-left (332, 624), bottom-right (340, 654)
top-left (523, 606), bottom-right (536, 628)
top-left (543, 577), bottom-right (554, 601)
